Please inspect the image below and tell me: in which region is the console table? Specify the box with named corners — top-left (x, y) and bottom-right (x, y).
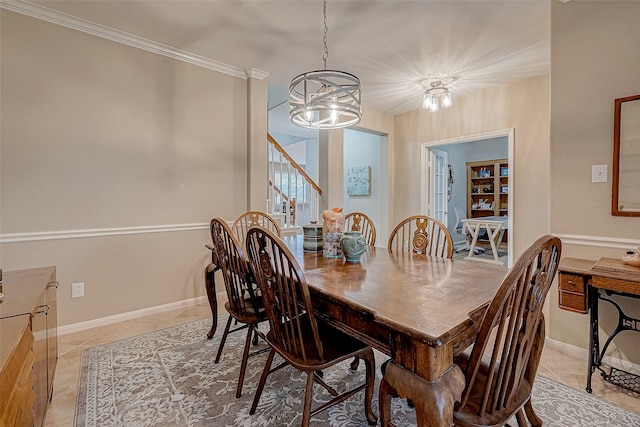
top-left (558, 257), bottom-right (640, 394)
top-left (0, 267), bottom-right (58, 427)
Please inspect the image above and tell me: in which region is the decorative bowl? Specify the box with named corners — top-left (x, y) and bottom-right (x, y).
top-left (621, 248), bottom-right (640, 267)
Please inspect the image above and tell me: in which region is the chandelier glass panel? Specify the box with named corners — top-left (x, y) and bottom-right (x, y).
top-left (289, 1), bottom-right (362, 129)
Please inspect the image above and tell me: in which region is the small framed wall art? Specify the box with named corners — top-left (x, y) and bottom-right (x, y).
top-left (346, 166), bottom-right (371, 196)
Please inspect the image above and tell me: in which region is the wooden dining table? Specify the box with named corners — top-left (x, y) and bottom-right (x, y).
top-left (205, 235), bottom-right (508, 427)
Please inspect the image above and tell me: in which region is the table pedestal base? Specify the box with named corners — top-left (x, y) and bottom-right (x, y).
top-left (379, 360), bottom-right (465, 427)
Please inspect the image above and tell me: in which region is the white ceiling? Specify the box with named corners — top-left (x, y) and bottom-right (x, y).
top-left (19, 0), bottom-right (551, 138)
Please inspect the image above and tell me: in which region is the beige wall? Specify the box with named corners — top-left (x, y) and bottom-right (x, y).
top-left (1, 11), bottom-right (249, 325)
top-left (393, 75), bottom-right (551, 259)
top-left (549, 1), bottom-right (640, 364)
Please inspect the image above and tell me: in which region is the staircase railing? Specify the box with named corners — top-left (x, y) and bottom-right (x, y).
top-left (267, 133), bottom-right (322, 228)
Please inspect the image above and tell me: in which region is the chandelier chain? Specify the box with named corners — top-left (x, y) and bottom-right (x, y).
top-left (322, 0), bottom-right (328, 69)
top-left (288, 0), bottom-right (361, 129)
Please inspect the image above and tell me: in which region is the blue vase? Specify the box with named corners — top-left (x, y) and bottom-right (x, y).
top-left (340, 231), bottom-right (367, 263)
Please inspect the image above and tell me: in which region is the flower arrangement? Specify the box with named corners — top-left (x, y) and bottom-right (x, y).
top-left (322, 208), bottom-right (344, 258)
top-left (322, 208), bottom-right (344, 233)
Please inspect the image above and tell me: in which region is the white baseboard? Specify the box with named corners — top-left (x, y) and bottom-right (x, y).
top-left (58, 294), bottom-right (221, 335)
top-left (545, 337), bottom-right (640, 375)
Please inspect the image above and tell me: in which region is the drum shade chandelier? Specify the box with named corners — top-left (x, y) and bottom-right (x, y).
top-left (289, 0), bottom-right (362, 129)
top-left (423, 80), bottom-right (452, 112)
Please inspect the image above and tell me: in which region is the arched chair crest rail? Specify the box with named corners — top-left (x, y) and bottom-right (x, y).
top-left (344, 212), bottom-right (377, 246)
top-left (379, 235), bottom-right (562, 427)
top-left (209, 218), bottom-right (269, 398)
top-left (245, 226), bottom-right (378, 427)
top-left (232, 211), bottom-right (282, 243)
top-left (388, 215), bottom-right (454, 258)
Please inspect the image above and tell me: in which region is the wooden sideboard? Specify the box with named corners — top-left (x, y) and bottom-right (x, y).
top-left (558, 257), bottom-right (640, 394)
top-left (0, 267), bottom-right (58, 427)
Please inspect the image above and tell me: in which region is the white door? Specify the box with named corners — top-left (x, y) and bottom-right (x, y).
top-left (429, 148), bottom-right (448, 225)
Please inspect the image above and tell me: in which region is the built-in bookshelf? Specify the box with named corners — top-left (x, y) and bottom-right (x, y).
top-left (466, 158), bottom-right (508, 219)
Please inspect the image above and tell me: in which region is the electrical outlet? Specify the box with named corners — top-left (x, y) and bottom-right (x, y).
top-left (71, 282), bottom-right (85, 298)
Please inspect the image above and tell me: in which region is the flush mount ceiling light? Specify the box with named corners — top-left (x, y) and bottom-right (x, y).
top-left (422, 80), bottom-right (453, 113)
top-left (289, 0), bottom-right (362, 129)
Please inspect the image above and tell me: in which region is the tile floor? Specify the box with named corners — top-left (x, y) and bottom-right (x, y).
top-left (44, 301), bottom-right (639, 426)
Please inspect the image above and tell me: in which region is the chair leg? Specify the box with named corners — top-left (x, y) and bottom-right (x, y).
top-left (350, 356), bottom-right (360, 370)
top-left (360, 349), bottom-right (378, 426)
top-left (250, 348), bottom-right (276, 415)
top-left (515, 408), bottom-right (527, 427)
top-left (301, 371), bottom-right (316, 427)
top-left (524, 399), bottom-right (542, 427)
top-left (214, 315), bottom-right (233, 363)
top-left (236, 324), bottom-right (255, 398)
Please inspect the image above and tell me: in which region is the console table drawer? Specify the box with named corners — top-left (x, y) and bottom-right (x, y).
top-left (560, 273), bottom-right (587, 293)
top-left (559, 290), bottom-right (587, 313)
top-left (558, 273), bottom-right (588, 313)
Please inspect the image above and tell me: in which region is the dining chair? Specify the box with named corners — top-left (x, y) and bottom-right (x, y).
top-left (209, 218), bottom-right (269, 398)
top-left (387, 215), bottom-right (454, 258)
top-left (379, 235), bottom-right (562, 427)
top-left (344, 212), bottom-right (377, 246)
top-left (245, 226), bottom-right (378, 427)
top-left (232, 211), bottom-right (281, 242)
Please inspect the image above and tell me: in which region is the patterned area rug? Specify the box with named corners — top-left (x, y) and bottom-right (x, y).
top-left (76, 317), bottom-right (640, 426)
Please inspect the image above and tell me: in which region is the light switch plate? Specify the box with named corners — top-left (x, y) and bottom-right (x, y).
top-left (592, 164), bottom-right (608, 183)
top-left (72, 282), bottom-right (85, 298)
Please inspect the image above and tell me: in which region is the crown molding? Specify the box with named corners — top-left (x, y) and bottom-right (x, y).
top-left (0, 0), bottom-right (268, 80)
top-left (244, 68), bottom-right (270, 80)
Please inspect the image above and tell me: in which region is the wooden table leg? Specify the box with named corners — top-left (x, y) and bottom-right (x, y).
top-left (464, 222), bottom-right (481, 259)
top-left (379, 361), bottom-right (465, 427)
top-left (586, 287), bottom-right (599, 392)
top-left (205, 263), bottom-right (220, 339)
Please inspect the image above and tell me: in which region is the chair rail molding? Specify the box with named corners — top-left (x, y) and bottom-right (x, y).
top-left (0, 0), bottom-right (263, 79)
top-left (553, 233), bottom-right (640, 250)
top-left (0, 223), bottom-right (210, 244)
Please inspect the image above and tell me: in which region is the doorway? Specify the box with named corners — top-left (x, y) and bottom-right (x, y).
top-left (420, 129), bottom-right (514, 266)
top-left (343, 128), bottom-right (390, 245)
